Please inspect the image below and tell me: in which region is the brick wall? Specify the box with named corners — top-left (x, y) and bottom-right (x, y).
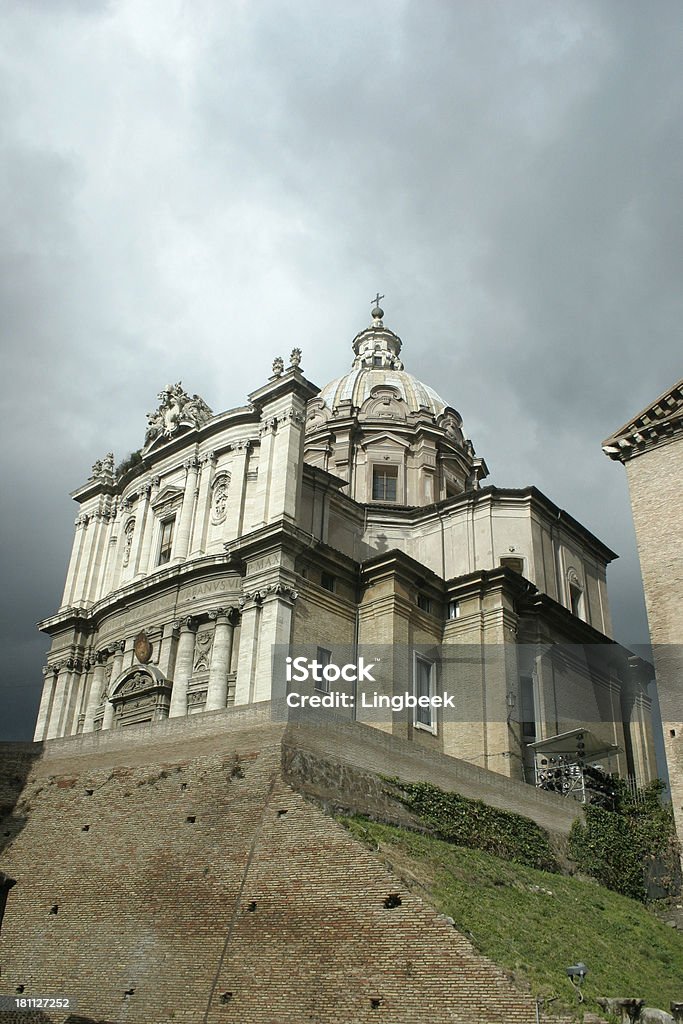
top-left (0, 712), bottom-right (587, 1024)
top-left (625, 439), bottom-right (683, 847)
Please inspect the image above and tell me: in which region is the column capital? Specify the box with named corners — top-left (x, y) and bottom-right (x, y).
top-left (232, 438), bottom-right (252, 452)
top-left (173, 615), bottom-right (198, 634)
top-left (259, 417), bottom-right (278, 437)
top-left (184, 456), bottom-right (200, 472)
top-left (208, 606), bottom-right (239, 624)
top-left (200, 450), bottom-right (217, 465)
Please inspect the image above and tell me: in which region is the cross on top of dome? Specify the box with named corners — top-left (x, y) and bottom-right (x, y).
top-left (371, 292), bottom-right (385, 323)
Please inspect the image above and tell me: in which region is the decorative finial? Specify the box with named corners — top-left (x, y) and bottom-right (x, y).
top-left (371, 292), bottom-right (385, 323)
top-left (272, 356), bottom-right (284, 377)
top-left (289, 347), bottom-right (302, 368)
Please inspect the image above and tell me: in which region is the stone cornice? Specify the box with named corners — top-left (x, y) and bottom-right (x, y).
top-left (602, 377), bottom-right (683, 463)
top-left (248, 367), bottom-right (320, 410)
top-left (37, 555), bottom-right (241, 636)
top-left (358, 485), bottom-right (617, 565)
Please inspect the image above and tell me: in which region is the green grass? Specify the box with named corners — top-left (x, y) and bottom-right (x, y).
top-left (339, 816), bottom-right (683, 1017)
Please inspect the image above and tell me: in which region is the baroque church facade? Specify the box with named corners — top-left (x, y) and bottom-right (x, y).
top-left (34, 304), bottom-right (657, 788)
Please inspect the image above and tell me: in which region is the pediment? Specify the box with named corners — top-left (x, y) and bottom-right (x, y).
top-left (359, 431), bottom-right (411, 450)
top-left (359, 388), bottom-right (407, 421)
top-left (151, 485), bottom-right (184, 511)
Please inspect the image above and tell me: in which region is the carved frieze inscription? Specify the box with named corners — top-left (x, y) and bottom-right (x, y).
top-left (188, 579), bottom-right (240, 601)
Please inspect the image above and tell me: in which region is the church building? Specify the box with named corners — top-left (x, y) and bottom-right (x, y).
top-left (33, 303), bottom-right (657, 790)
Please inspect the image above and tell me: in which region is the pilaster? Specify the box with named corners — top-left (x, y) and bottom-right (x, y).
top-left (34, 665), bottom-right (56, 741)
top-left (174, 459), bottom-right (200, 562)
top-left (190, 453), bottom-right (215, 556)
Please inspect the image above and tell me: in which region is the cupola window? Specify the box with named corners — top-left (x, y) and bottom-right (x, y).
top-left (372, 465), bottom-right (398, 502)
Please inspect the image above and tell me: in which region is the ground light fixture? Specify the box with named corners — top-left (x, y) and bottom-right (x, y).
top-left (566, 962), bottom-right (588, 1002)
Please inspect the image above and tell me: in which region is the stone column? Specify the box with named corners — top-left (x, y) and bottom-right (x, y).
top-left (190, 453), bottom-right (215, 556)
top-left (169, 618), bottom-right (197, 717)
top-left (82, 512), bottom-right (111, 605)
top-left (251, 422), bottom-right (276, 528)
top-left (102, 641), bottom-right (125, 731)
top-left (72, 515), bottom-right (98, 605)
top-left (83, 653), bottom-right (106, 733)
top-left (102, 501), bottom-right (122, 596)
top-left (234, 598), bottom-right (261, 705)
top-left (130, 485), bottom-right (151, 577)
top-left (47, 660), bottom-right (78, 740)
top-left (91, 508), bottom-right (116, 603)
top-left (174, 459), bottom-right (200, 562)
top-left (205, 609), bottom-right (236, 711)
top-left (61, 515), bottom-right (87, 607)
top-left (34, 666), bottom-right (56, 741)
top-left (136, 480), bottom-right (157, 577)
top-left (224, 441), bottom-right (250, 541)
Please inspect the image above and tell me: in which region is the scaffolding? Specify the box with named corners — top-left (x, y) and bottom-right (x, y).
top-left (529, 728), bottom-right (621, 807)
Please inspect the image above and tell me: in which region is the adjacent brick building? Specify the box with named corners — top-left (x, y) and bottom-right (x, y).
top-left (603, 376), bottom-right (683, 843)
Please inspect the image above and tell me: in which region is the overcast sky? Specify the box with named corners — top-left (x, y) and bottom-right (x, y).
top-left (1, 0), bottom-right (681, 740)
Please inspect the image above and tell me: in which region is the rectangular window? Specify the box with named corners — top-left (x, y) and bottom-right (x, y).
top-left (157, 518), bottom-right (175, 565)
top-left (316, 647), bottom-right (332, 693)
top-left (372, 465), bottom-right (398, 502)
top-left (520, 674), bottom-right (536, 743)
top-left (417, 593), bottom-right (432, 613)
top-left (373, 356), bottom-right (382, 367)
top-left (414, 655), bottom-right (435, 732)
top-left (321, 572), bottom-right (336, 593)
top-left (500, 556), bottom-right (524, 574)
top-left (448, 600), bottom-right (460, 620)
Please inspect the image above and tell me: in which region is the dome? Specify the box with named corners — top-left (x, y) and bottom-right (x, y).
top-left (304, 303), bottom-right (488, 506)
top-left (314, 306), bottom-right (447, 419)
top-left (317, 366), bottom-right (447, 418)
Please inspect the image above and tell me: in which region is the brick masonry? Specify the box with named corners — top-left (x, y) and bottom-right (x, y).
top-left (0, 708), bottom-right (592, 1024)
top-left (625, 440), bottom-right (683, 849)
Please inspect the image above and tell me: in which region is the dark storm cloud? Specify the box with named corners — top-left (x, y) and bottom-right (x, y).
top-left (0, 0), bottom-right (680, 738)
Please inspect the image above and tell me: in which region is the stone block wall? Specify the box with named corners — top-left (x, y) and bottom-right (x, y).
top-left (625, 440), bottom-right (683, 847)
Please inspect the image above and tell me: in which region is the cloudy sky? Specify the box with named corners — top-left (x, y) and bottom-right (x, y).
top-left (1, 0), bottom-right (681, 740)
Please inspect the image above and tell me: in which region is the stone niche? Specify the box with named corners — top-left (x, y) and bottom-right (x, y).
top-left (110, 666), bottom-right (172, 728)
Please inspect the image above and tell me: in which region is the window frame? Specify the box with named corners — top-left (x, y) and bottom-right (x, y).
top-left (372, 464), bottom-right (399, 503)
top-left (315, 647), bottom-right (332, 693)
top-left (320, 571), bottom-right (336, 593)
top-left (413, 652), bottom-right (437, 735)
top-left (157, 516), bottom-right (176, 566)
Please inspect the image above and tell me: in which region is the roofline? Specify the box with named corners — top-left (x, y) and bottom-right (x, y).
top-left (358, 484), bottom-right (617, 563)
top-left (602, 375), bottom-right (683, 462)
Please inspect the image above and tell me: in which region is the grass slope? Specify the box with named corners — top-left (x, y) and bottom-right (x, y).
top-left (340, 816), bottom-right (683, 1017)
